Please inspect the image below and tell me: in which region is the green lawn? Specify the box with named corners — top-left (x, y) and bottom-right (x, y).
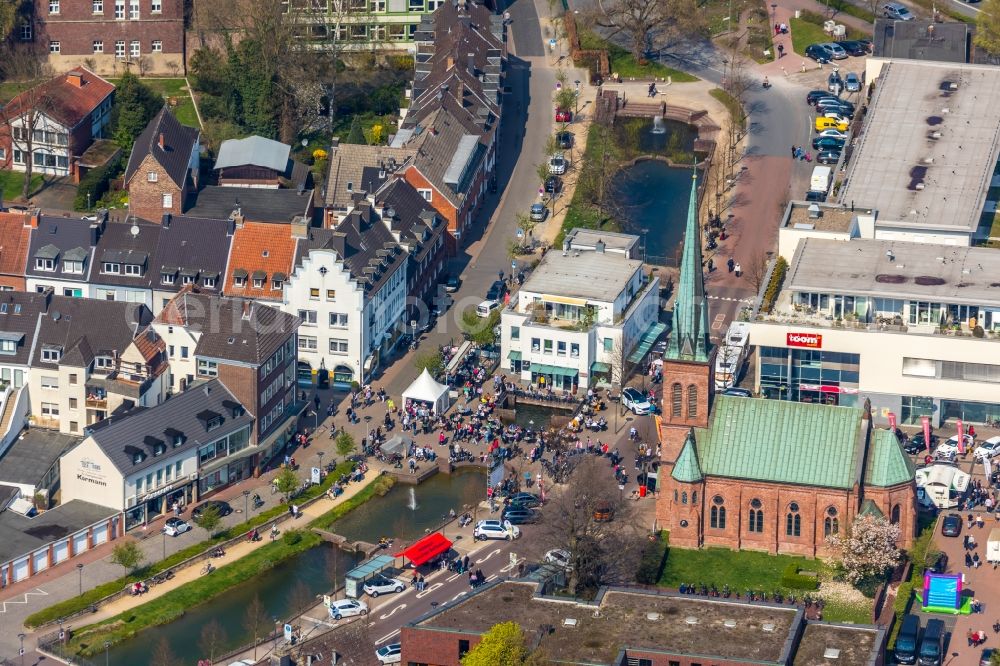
top-left (0, 171), bottom-right (44, 201)
top-left (578, 31), bottom-right (699, 82)
top-left (709, 88), bottom-right (745, 132)
top-left (660, 546), bottom-right (823, 591)
top-left (790, 18), bottom-right (832, 56)
top-left (826, 0), bottom-right (876, 24)
top-left (108, 77), bottom-right (199, 128)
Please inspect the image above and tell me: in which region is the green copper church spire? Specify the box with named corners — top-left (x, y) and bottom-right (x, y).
top-left (666, 167), bottom-right (711, 362)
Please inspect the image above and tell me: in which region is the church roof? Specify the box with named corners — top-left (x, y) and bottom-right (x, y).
top-left (671, 430), bottom-right (703, 483)
top-left (697, 397), bottom-right (864, 489)
top-left (865, 429), bottom-right (916, 488)
top-left (666, 169), bottom-right (711, 362)
top-left (858, 499), bottom-right (885, 519)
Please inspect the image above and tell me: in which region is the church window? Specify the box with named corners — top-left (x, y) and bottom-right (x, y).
top-left (681, 491), bottom-right (688, 505)
top-left (671, 383), bottom-right (682, 417)
top-left (686, 384), bottom-right (698, 418)
top-left (710, 496), bottom-right (726, 529)
top-left (785, 502), bottom-right (801, 537)
top-left (891, 504), bottom-right (901, 525)
top-left (824, 506), bottom-right (839, 536)
top-left (748, 498), bottom-right (764, 533)
top-left (692, 491), bottom-right (697, 504)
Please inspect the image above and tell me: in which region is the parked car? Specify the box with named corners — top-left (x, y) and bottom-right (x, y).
top-left (474, 519), bottom-right (520, 540)
top-left (883, 2), bottom-right (914, 20)
top-left (906, 432), bottom-right (938, 453)
top-left (827, 71), bottom-right (844, 93)
top-left (555, 108), bottom-right (572, 122)
top-left (376, 644), bottom-right (402, 665)
top-left (823, 42), bottom-right (848, 59)
top-left (981, 649), bottom-right (996, 666)
top-left (502, 507), bottom-right (540, 524)
top-left (192, 500), bottom-right (233, 520)
top-left (815, 99), bottom-right (854, 114)
top-left (837, 39), bottom-right (872, 56)
top-left (328, 598), bottom-right (369, 620)
top-left (548, 153), bottom-right (568, 175)
top-left (507, 492), bottom-right (541, 508)
top-left (926, 551), bottom-right (948, 574)
top-left (817, 128), bottom-right (848, 139)
top-left (816, 117), bottom-right (849, 132)
top-left (974, 436), bottom-right (1000, 461)
top-left (806, 89), bottom-right (834, 104)
top-left (812, 137), bottom-right (846, 151)
top-left (941, 512), bottom-right (962, 537)
top-left (805, 190), bottom-right (827, 202)
top-left (529, 202), bottom-right (548, 222)
top-left (162, 517), bottom-right (191, 537)
top-left (445, 275), bottom-right (461, 292)
top-left (363, 574), bottom-right (407, 597)
top-left (621, 387), bottom-right (652, 415)
top-left (805, 44), bottom-right (832, 62)
top-left (593, 501), bottom-right (615, 522)
top-left (545, 175), bottom-right (563, 194)
top-left (486, 280), bottom-right (507, 301)
top-left (556, 130), bottom-right (574, 149)
top-left (722, 387), bottom-right (752, 397)
top-left (544, 548), bottom-right (572, 569)
top-left (935, 434), bottom-right (974, 457)
top-left (844, 72), bottom-right (861, 92)
top-left (476, 300), bottom-right (499, 318)
top-left (816, 151), bottom-right (842, 165)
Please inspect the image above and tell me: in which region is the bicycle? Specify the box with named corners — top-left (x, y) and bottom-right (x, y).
top-left (200, 562), bottom-right (214, 575)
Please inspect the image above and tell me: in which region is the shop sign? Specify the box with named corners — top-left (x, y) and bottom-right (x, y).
top-left (137, 482), bottom-right (176, 504)
top-left (76, 457), bottom-right (108, 488)
top-left (786, 332), bottom-right (822, 348)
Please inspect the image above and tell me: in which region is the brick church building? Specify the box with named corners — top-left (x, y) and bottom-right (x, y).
top-left (655, 173), bottom-right (917, 557)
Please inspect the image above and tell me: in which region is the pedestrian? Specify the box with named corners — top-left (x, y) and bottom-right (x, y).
top-left (173, 500), bottom-right (180, 516)
top-left (791, 145), bottom-right (796, 158)
top-left (777, 43), bottom-right (784, 58)
top-left (966, 552), bottom-right (973, 568)
top-left (419, 575), bottom-right (425, 591)
top-left (968, 629), bottom-right (975, 647)
top-left (735, 262), bottom-right (742, 277)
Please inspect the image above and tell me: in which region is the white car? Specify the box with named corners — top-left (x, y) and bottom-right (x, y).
top-left (974, 436), bottom-right (1000, 461)
top-left (935, 434), bottom-right (974, 458)
top-left (548, 154), bottom-right (567, 175)
top-left (376, 643), bottom-right (402, 664)
top-left (162, 517), bottom-right (191, 537)
top-left (363, 574), bottom-right (407, 597)
top-left (328, 598), bottom-right (369, 620)
top-left (474, 519), bottom-right (520, 541)
top-left (544, 548), bottom-right (571, 570)
top-left (621, 387), bottom-right (652, 415)
top-left (817, 129), bottom-right (848, 139)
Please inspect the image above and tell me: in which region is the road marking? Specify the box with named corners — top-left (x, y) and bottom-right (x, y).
top-left (301, 615), bottom-right (337, 628)
top-left (950, 0), bottom-right (980, 12)
top-left (416, 582), bottom-right (443, 598)
top-left (486, 574), bottom-right (498, 582)
top-left (446, 572), bottom-right (461, 582)
top-left (451, 591), bottom-right (467, 602)
top-left (475, 548), bottom-right (502, 564)
top-left (375, 629), bottom-right (401, 645)
top-left (0, 588), bottom-right (49, 613)
top-left (379, 603), bottom-right (407, 620)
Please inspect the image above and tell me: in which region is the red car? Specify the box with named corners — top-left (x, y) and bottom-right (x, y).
top-left (555, 108), bottom-right (572, 123)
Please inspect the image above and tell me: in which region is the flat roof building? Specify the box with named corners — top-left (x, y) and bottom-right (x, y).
top-left (841, 60), bottom-right (1000, 244)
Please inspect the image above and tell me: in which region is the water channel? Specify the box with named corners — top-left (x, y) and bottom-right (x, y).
top-left (102, 469), bottom-right (486, 664)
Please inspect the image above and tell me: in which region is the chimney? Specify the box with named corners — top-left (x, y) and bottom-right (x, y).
top-left (67, 72), bottom-right (83, 88)
top-left (229, 206), bottom-right (245, 229)
top-left (89, 223), bottom-right (101, 246)
top-left (446, 56), bottom-right (455, 70)
top-left (467, 54), bottom-right (475, 77)
top-left (595, 239), bottom-right (605, 253)
top-left (290, 215), bottom-right (309, 239)
top-left (42, 286), bottom-right (54, 308)
top-left (28, 208), bottom-right (40, 229)
top-left (456, 80), bottom-right (464, 106)
top-left (241, 300), bottom-right (252, 321)
top-left (158, 133), bottom-right (165, 150)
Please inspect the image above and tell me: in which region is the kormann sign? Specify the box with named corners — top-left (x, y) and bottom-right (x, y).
top-left (786, 332), bottom-right (822, 349)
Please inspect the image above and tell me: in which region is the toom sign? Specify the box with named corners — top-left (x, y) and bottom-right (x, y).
top-left (786, 332), bottom-right (822, 348)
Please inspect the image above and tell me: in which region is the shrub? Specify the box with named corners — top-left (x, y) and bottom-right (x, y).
top-left (282, 529), bottom-right (304, 546)
top-left (762, 256), bottom-right (789, 313)
top-left (635, 531), bottom-right (669, 584)
top-left (781, 563), bottom-right (820, 590)
top-left (888, 581), bottom-right (913, 648)
top-left (74, 155), bottom-right (122, 211)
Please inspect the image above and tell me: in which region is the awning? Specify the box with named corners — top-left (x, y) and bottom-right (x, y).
top-left (542, 294), bottom-right (587, 307)
top-left (628, 322), bottom-right (667, 363)
top-left (508, 350), bottom-right (522, 361)
top-left (395, 532), bottom-right (453, 567)
top-left (591, 361), bottom-right (610, 373)
top-left (530, 363), bottom-right (578, 378)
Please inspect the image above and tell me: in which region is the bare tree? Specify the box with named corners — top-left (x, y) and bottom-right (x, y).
top-left (744, 249), bottom-right (772, 296)
top-left (150, 637), bottom-right (178, 666)
top-left (583, 0), bottom-right (704, 61)
top-left (0, 51), bottom-right (55, 200)
top-left (604, 333), bottom-right (630, 387)
top-left (539, 457), bottom-right (646, 594)
top-left (244, 594), bottom-right (269, 660)
top-left (199, 619), bottom-right (228, 663)
top-left (288, 579), bottom-right (314, 614)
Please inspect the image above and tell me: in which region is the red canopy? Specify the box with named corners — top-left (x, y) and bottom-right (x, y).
top-left (395, 532), bottom-right (453, 567)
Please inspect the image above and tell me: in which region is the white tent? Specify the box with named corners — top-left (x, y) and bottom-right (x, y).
top-left (402, 369), bottom-right (451, 414)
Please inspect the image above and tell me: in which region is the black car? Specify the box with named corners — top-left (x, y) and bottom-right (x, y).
top-left (805, 44), bottom-right (832, 63)
top-left (814, 96), bottom-right (855, 111)
top-left (926, 551), bottom-right (948, 574)
top-left (545, 175), bottom-right (563, 194)
top-left (806, 89), bottom-right (833, 104)
top-left (445, 274), bottom-right (461, 293)
top-left (837, 39), bottom-right (872, 56)
top-left (555, 130), bottom-right (574, 149)
top-left (816, 151), bottom-right (841, 165)
top-left (507, 492), bottom-right (541, 508)
top-left (941, 512), bottom-right (962, 537)
top-left (722, 387), bottom-right (752, 397)
top-left (502, 508), bottom-right (540, 524)
top-left (192, 500), bottom-right (233, 520)
top-left (816, 100), bottom-right (854, 115)
top-left (805, 190), bottom-right (826, 202)
top-left (906, 432), bottom-right (938, 454)
top-left (486, 280), bottom-right (507, 301)
top-left (812, 137), bottom-right (846, 151)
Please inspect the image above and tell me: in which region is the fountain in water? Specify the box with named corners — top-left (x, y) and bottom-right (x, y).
top-left (651, 115), bottom-right (666, 134)
top-left (407, 487), bottom-right (418, 511)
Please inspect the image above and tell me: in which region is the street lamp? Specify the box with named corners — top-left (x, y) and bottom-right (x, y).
top-left (242, 489), bottom-right (251, 516)
top-left (318, 450), bottom-right (325, 471)
top-left (162, 530), bottom-right (166, 560)
top-left (104, 640), bottom-right (111, 666)
top-left (76, 563), bottom-right (84, 596)
top-left (364, 415), bottom-right (372, 444)
top-left (573, 80), bottom-right (580, 118)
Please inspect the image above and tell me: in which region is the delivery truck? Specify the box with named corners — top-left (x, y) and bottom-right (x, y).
top-left (810, 166), bottom-right (832, 194)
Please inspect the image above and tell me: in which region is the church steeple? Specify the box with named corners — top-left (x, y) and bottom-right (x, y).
top-left (666, 167), bottom-right (711, 363)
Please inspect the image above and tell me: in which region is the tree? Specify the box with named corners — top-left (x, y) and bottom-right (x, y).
top-left (555, 88), bottom-right (577, 117)
top-left (150, 637), bottom-right (178, 666)
top-left (0, 52), bottom-right (55, 200)
top-left (826, 514), bottom-right (901, 587)
top-left (109, 539), bottom-right (144, 575)
top-left (976, 0), bottom-right (1000, 60)
top-left (414, 350), bottom-right (445, 377)
top-left (514, 212), bottom-right (537, 239)
top-left (584, 0), bottom-right (704, 61)
top-left (744, 250), bottom-right (772, 296)
top-left (110, 72), bottom-right (162, 153)
top-left (193, 503), bottom-right (222, 535)
top-left (199, 618), bottom-right (227, 663)
top-left (244, 594), bottom-right (268, 660)
top-left (335, 431), bottom-right (357, 458)
top-left (604, 334), bottom-right (630, 387)
top-left (539, 457), bottom-right (645, 594)
top-left (288, 579), bottom-right (313, 613)
top-left (346, 116), bottom-right (367, 144)
top-left (274, 466), bottom-right (300, 501)
top-left (460, 307), bottom-right (500, 346)
top-left (461, 622), bottom-right (528, 666)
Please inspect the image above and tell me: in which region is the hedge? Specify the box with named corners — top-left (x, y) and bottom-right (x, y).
top-left (25, 461), bottom-right (357, 628)
top-left (762, 256), bottom-right (788, 313)
top-left (781, 563), bottom-right (820, 590)
top-left (635, 531), bottom-right (669, 585)
top-left (74, 154), bottom-right (122, 211)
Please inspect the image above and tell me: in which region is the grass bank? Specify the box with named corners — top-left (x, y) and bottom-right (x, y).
top-left (65, 529), bottom-right (323, 657)
top-left (709, 88), bottom-right (745, 132)
top-left (25, 461), bottom-right (357, 628)
top-left (790, 14), bottom-right (870, 56)
top-left (108, 77), bottom-right (198, 127)
top-left (660, 546), bottom-right (823, 591)
top-left (578, 30), bottom-right (699, 82)
top-left (309, 474), bottom-right (395, 530)
top-left (0, 171), bottom-right (44, 202)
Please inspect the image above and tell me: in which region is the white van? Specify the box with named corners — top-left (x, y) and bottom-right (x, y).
top-left (476, 300), bottom-right (499, 318)
top-left (810, 166), bottom-right (832, 193)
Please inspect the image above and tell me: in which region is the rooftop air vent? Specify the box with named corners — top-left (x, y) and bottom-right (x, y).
top-left (923, 157), bottom-right (933, 164)
top-left (931, 131), bottom-right (942, 139)
top-left (562, 618), bottom-right (578, 627)
top-left (724, 620), bottom-right (738, 628)
top-left (824, 648), bottom-right (842, 659)
top-left (948, 81), bottom-right (959, 91)
top-left (915, 183), bottom-right (926, 190)
top-left (685, 616), bottom-right (699, 626)
top-left (646, 612), bottom-right (661, 621)
top-left (762, 623), bottom-right (776, 633)
top-left (808, 203), bottom-right (821, 218)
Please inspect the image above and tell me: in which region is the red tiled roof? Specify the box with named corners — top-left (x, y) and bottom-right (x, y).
top-left (223, 222), bottom-right (297, 301)
top-left (0, 211), bottom-right (33, 277)
top-left (4, 67), bottom-right (115, 129)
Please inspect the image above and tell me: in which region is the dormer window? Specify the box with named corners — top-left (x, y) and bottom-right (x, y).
top-left (102, 262), bottom-right (120, 274)
top-left (234, 275), bottom-right (246, 287)
top-left (63, 259), bottom-right (83, 274)
top-left (0, 339), bottom-right (15, 354)
top-left (153, 443), bottom-right (165, 456)
top-left (182, 275), bottom-right (196, 285)
top-left (94, 355), bottom-right (113, 370)
top-left (203, 277), bottom-right (216, 288)
top-left (161, 272), bottom-right (175, 285)
top-left (132, 451), bottom-right (144, 464)
top-left (253, 278), bottom-right (264, 289)
top-left (208, 416), bottom-right (223, 430)
top-left (124, 263), bottom-right (142, 276)
top-left (41, 346), bottom-right (61, 363)
top-left (272, 279), bottom-right (283, 290)
top-left (35, 258), bottom-right (55, 271)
